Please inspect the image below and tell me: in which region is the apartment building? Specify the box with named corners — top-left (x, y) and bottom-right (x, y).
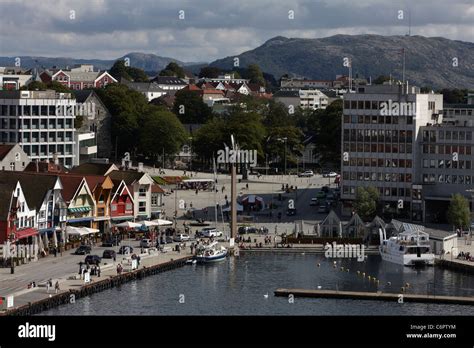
top-left (340, 83), bottom-right (443, 222)
top-left (0, 90), bottom-right (76, 167)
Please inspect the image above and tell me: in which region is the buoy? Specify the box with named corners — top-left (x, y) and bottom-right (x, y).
top-left (317, 263), bottom-right (320, 267)
top-left (362, 272), bottom-right (365, 277)
top-left (264, 293), bottom-right (269, 299)
top-left (401, 287), bottom-right (405, 292)
top-left (346, 269), bottom-right (349, 272)
top-left (368, 276), bottom-right (371, 281)
top-left (387, 282), bottom-right (391, 286)
top-left (340, 267), bottom-right (344, 271)
top-left (356, 271), bottom-right (360, 275)
top-left (376, 280), bottom-right (380, 285)
top-left (405, 282), bottom-right (410, 288)
top-left (333, 261), bottom-right (337, 265)
top-left (317, 286), bottom-right (322, 289)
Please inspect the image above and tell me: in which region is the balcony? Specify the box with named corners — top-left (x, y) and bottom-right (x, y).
top-left (80, 145), bottom-right (97, 155)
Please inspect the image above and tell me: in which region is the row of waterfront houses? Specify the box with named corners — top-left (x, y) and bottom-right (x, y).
top-left (0, 162), bottom-right (163, 261)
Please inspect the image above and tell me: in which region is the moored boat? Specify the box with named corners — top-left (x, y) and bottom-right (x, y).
top-left (196, 241), bottom-right (228, 263)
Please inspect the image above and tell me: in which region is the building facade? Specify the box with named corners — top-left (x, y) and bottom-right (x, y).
top-left (340, 84), bottom-right (443, 221)
top-left (0, 144), bottom-right (30, 171)
top-left (0, 90), bottom-right (77, 167)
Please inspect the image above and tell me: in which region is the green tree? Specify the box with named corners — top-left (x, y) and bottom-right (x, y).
top-left (373, 75), bottom-right (391, 84)
top-left (308, 99), bottom-right (343, 167)
top-left (198, 66), bottom-right (221, 78)
top-left (447, 194), bottom-right (471, 230)
top-left (24, 81), bottom-right (47, 90)
top-left (109, 60), bottom-right (148, 82)
top-left (159, 62), bottom-right (185, 78)
top-left (353, 186), bottom-right (380, 221)
top-left (246, 64), bottom-right (265, 86)
top-left (46, 81), bottom-right (72, 93)
top-left (172, 90), bottom-right (213, 124)
top-left (139, 108), bottom-right (187, 159)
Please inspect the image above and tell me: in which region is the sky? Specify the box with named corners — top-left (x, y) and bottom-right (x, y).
top-left (0, 0), bottom-right (472, 63)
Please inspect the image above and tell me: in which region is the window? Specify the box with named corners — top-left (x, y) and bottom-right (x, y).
top-left (138, 201), bottom-right (146, 213)
top-left (151, 195), bottom-right (158, 205)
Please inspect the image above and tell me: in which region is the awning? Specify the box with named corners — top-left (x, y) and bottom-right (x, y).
top-left (68, 206), bottom-right (92, 213)
top-left (111, 215), bottom-right (134, 221)
top-left (65, 226), bottom-right (99, 236)
top-left (15, 228), bottom-right (39, 240)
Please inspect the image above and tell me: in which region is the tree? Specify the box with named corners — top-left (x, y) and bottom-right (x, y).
top-left (46, 81), bottom-right (72, 93)
top-left (447, 194), bottom-right (471, 230)
top-left (373, 75), bottom-right (391, 84)
top-left (353, 186), bottom-right (380, 221)
top-left (24, 81), bottom-right (47, 90)
top-left (172, 90), bottom-right (213, 124)
top-left (109, 60), bottom-right (148, 82)
top-left (199, 66), bottom-right (221, 78)
top-left (308, 99), bottom-right (343, 167)
top-left (246, 64), bottom-right (265, 86)
top-left (139, 108), bottom-right (187, 159)
top-left (159, 62), bottom-right (185, 78)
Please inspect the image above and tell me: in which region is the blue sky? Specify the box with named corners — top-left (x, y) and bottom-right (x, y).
top-left (0, 0), bottom-right (472, 62)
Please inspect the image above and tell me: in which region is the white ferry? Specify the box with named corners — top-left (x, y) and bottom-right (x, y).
top-left (379, 228), bottom-right (435, 266)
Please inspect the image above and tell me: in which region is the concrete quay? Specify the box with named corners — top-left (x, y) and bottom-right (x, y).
top-left (274, 288), bottom-right (474, 305)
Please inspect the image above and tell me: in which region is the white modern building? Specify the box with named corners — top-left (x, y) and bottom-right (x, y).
top-left (340, 83), bottom-right (443, 221)
top-left (0, 90), bottom-right (76, 167)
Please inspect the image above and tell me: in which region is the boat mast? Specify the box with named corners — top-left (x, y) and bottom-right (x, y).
top-left (213, 157), bottom-right (219, 230)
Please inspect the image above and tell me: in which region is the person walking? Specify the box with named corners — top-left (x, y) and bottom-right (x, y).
top-left (55, 281), bottom-right (60, 294)
top-left (78, 261), bottom-right (83, 275)
top-left (53, 247), bottom-right (57, 257)
top-left (97, 266), bottom-right (101, 277)
top-left (46, 280), bottom-right (50, 293)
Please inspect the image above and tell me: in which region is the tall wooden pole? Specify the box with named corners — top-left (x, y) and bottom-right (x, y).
top-left (230, 163), bottom-right (237, 242)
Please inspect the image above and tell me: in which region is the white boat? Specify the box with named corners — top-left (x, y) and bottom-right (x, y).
top-left (195, 241), bottom-right (228, 263)
top-left (379, 228), bottom-right (435, 266)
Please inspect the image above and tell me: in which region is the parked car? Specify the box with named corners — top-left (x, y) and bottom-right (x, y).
top-left (323, 172), bottom-right (338, 177)
top-left (316, 191), bottom-right (326, 199)
top-left (85, 255), bottom-right (101, 264)
top-left (140, 238), bottom-right (152, 248)
top-left (321, 186), bottom-right (330, 193)
top-left (318, 205), bottom-right (330, 214)
top-left (310, 198), bottom-right (318, 206)
top-left (118, 246), bottom-right (133, 254)
top-left (173, 234), bottom-right (190, 242)
top-left (298, 170), bottom-right (314, 177)
top-left (286, 208), bottom-right (297, 216)
top-left (102, 236), bottom-right (121, 247)
top-left (200, 227), bottom-right (223, 238)
top-left (74, 245), bottom-right (91, 255)
top-left (238, 226), bottom-right (249, 234)
top-left (326, 193), bottom-right (335, 201)
top-left (102, 250), bottom-right (116, 259)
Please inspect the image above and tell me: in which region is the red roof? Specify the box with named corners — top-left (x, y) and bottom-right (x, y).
top-left (57, 175), bottom-right (85, 202)
top-left (151, 184), bottom-right (165, 193)
top-left (15, 228), bottom-right (39, 240)
top-left (202, 89), bottom-right (224, 95)
top-left (184, 84), bottom-right (202, 91)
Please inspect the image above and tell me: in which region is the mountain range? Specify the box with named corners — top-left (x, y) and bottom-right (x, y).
top-left (1, 35), bottom-right (473, 88)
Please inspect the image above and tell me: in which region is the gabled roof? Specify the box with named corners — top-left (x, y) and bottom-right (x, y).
top-left (0, 176), bottom-right (18, 219)
top-left (56, 175), bottom-right (86, 202)
top-left (0, 172), bottom-right (60, 210)
top-left (345, 213), bottom-right (364, 228)
top-left (320, 210), bottom-right (341, 226)
top-left (111, 180), bottom-right (134, 203)
top-left (151, 184), bottom-right (165, 193)
top-left (108, 170), bottom-right (148, 185)
top-left (0, 145), bottom-right (16, 161)
top-left (70, 162), bottom-right (117, 176)
top-left (150, 76), bottom-right (187, 85)
top-left (24, 160), bottom-right (68, 173)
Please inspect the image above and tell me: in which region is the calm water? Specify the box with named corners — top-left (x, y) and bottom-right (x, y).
top-left (41, 252), bottom-right (474, 315)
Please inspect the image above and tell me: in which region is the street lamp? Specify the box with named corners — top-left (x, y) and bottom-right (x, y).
top-left (277, 137), bottom-right (288, 176)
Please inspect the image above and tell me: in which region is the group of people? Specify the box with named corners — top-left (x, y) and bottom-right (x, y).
top-left (457, 251), bottom-right (473, 261)
top-left (45, 278), bottom-right (60, 293)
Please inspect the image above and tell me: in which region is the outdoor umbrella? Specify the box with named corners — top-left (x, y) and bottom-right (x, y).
top-left (141, 220), bottom-right (159, 227)
top-left (151, 219), bottom-right (173, 226)
top-left (114, 221), bottom-right (142, 228)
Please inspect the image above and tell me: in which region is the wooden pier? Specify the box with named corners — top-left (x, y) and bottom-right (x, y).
top-left (274, 288), bottom-right (474, 305)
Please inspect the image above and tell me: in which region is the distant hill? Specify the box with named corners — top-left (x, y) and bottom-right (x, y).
top-left (208, 34), bottom-right (474, 89)
top-left (0, 52), bottom-right (202, 74)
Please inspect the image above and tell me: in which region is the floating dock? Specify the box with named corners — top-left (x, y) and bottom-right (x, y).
top-left (274, 288), bottom-right (474, 305)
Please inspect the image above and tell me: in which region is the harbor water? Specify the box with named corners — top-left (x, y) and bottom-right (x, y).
top-left (40, 252), bottom-right (474, 315)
